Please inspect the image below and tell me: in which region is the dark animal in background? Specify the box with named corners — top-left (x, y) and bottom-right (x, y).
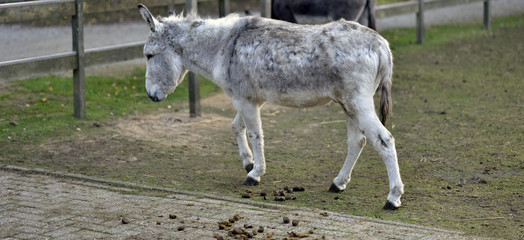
top-left (271, 0), bottom-right (376, 30)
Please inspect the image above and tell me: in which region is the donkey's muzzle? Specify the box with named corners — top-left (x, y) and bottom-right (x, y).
top-left (148, 94), bottom-right (161, 102)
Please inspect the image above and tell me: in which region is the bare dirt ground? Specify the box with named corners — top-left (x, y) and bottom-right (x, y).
top-left (114, 94), bottom-right (234, 147)
top-left (113, 93), bottom-right (289, 147)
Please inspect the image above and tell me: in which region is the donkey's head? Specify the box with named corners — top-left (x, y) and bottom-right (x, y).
top-left (138, 4), bottom-right (187, 102)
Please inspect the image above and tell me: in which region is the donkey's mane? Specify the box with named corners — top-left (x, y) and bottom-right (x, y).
top-left (159, 11), bottom-right (240, 24)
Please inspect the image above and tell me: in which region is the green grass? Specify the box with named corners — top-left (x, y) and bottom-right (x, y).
top-left (0, 69), bottom-right (220, 143)
top-left (377, 0), bottom-right (407, 4)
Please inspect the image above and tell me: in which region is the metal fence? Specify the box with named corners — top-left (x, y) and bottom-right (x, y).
top-left (0, 0), bottom-right (491, 118)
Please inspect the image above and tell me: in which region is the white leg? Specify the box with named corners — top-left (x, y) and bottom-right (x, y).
top-left (358, 107), bottom-right (404, 210)
top-left (232, 113), bottom-right (254, 172)
top-left (232, 99), bottom-right (265, 185)
top-left (330, 117), bottom-right (366, 192)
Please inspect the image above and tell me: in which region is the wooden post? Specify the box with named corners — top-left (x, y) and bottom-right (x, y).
top-left (218, 0), bottom-right (229, 17)
top-left (186, 0), bottom-right (201, 117)
top-left (483, 0), bottom-right (491, 30)
top-left (72, 0), bottom-right (86, 118)
top-left (188, 72), bottom-right (201, 118)
top-left (260, 0), bottom-right (271, 18)
top-left (416, 0), bottom-right (425, 44)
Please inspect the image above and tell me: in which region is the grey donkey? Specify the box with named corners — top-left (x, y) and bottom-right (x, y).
top-left (138, 4), bottom-right (403, 209)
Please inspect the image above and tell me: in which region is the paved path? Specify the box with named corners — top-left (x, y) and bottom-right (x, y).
top-left (1, 167), bottom-right (481, 240)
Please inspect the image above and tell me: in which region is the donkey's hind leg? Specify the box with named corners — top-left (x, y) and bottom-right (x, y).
top-left (358, 99), bottom-right (404, 210)
top-left (232, 113), bottom-right (254, 172)
top-left (232, 99), bottom-right (266, 186)
top-left (329, 117), bottom-right (366, 193)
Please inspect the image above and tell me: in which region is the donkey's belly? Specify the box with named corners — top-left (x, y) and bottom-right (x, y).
top-left (266, 91), bottom-right (332, 108)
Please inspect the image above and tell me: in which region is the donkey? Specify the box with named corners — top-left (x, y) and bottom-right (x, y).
top-left (272, 0), bottom-right (376, 30)
top-left (138, 4), bottom-right (403, 209)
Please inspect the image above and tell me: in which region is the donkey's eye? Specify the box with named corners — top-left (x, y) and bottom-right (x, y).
top-left (146, 54), bottom-right (153, 60)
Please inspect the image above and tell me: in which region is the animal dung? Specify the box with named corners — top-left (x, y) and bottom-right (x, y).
top-left (283, 216), bottom-right (290, 224)
top-left (169, 214), bottom-right (177, 219)
top-left (177, 225), bottom-right (185, 231)
top-left (121, 217), bottom-right (130, 224)
top-left (218, 221), bottom-right (231, 230)
top-left (241, 193), bottom-right (251, 198)
top-left (233, 214), bottom-right (243, 221)
top-left (292, 220), bottom-right (300, 226)
top-left (288, 231), bottom-right (309, 238)
top-left (292, 186), bottom-right (305, 192)
top-left (213, 233), bottom-right (225, 240)
top-left (274, 196), bottom-right (285, 201)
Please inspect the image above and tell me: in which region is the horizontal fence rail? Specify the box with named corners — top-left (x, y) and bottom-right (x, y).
top-left (375, 0), bottom-right (488, 18)
top-left (0, 0), bottom-right (202, 23)
top-left (0, 0), bottom-right (491, 118)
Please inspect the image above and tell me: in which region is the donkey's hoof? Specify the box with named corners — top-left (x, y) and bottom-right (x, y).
top-left (244, 163), bottom-right (254, 173)
top-left (328, 183), bottom-right (343, 193)
top-left (244, 177), bottom-right (259, 186)
top-left (383, 201), bottom-right (399, 210)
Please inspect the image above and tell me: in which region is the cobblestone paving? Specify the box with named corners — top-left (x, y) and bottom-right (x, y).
top-left (0, 169), bottom-right (482, 239)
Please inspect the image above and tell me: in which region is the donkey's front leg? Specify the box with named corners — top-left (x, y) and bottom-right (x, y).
top-left (232, 113), bottom-right (254, 172)
top-left (330, 118), bottom-right (366, 192)
top-left (232, 99), bottom-right (266, 186)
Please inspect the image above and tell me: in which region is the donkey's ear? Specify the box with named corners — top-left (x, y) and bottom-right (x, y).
top-left (138, 4), bottom-right (158, 32)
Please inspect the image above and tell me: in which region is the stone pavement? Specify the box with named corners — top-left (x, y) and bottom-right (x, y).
top-left (0, 166), bottom-right (482, 240)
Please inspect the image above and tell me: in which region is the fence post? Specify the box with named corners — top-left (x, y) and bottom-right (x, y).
top-left (483, 0), bottom-right (491, 30)
top-left (416, 0), bottom-right (425, 44)
top-left (186, 0), bottom-right (201, 117)
top-left (260, 0), bottom-right (271, 18)
top-left (219, 0), bottom-right (229, 17)
top-left (72, 0), bottom-right (86, 118)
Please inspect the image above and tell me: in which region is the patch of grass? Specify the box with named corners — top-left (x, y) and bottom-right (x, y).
top-left (0, 69), bottom-right (220, 143)
top-left (377, 0), bottom-right (407, 4)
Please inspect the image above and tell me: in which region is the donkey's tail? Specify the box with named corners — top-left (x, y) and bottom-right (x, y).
top-left (377, 43), bottom-right (393, 127)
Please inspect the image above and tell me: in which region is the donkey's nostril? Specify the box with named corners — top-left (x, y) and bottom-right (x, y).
top-left (148, 94), bottom-right (160, 102)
